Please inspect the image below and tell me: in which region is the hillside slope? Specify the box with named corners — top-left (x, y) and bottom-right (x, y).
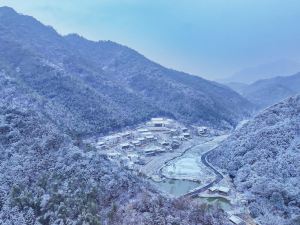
top-left (0, 7), bottom-right (252, 136)
top-left (0, 64), bottom-right (229, 225)
top-left (209, 95), bottom-right (300, 225)
top-left (239, 73), bottom-right (300, 109)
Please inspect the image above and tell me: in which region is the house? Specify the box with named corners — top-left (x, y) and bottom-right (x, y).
top-left (105, 134), bottom-right (122, 145)
top-left (151, 118), bottom-right (165, 122)
top-left (121, 143), bottom-right (131, 150)
top-left (198, 126), bottom-right (208, 136)
top-left (96, 141), bottom-right (107, 149)
top-left (208, 186), bottom-right (230, 195)
top-left (137, 128), bottom-right (149, 133)
top-left (228, 215), bottom-right (246, 225)
top-left (182, 127), bottom-right (189, 132)
top-left (143, 132), bottom-right (153, 136)
top-left (126, 161), bottom-right (135, 170)
top-left (178, 135), bottom-right (187, 141)
top-left (145, 135), bottom-right (155, 141)
top-left (137, 137), bottom-right (146, 144)
top-left (218, 186), bottom-right (230, 195)
top-left (127, 153), bottom-right (139, 162)
top-left (183, 133), bottom-right (191, 138)
top-left (131, 140), bottom-right (141, 147)
top-left (169, 129), bottom-right (177, 134)
top-left (161, 141), bottom-right (170, 147)
top-left (153, 122), bottom-right (163, 127)
top-left (171, 140), bottom-right (180, 149)
top-left (97, 141), bottom-right (105, 146)
top-left (136, 158), bottom-right (146, 165)
top-left (150, 118), bottom-right (167, 127)
top-left (106, 152), bottom-right (121, 159)
top-left (144, 147), bottom-right (166, 156)
top-left (121, 132), bottom-right (132, 139)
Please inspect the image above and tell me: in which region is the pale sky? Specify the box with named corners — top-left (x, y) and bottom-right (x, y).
top-left (1, 0), bottom-right (300, 79)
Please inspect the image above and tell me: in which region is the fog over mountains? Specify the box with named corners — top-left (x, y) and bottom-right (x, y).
top-left (228, 72), bottom-right (300, 109)
top-left (224, 59), bottom-right (300, 84)
top-left (0, 6), bottom-right (252, 137)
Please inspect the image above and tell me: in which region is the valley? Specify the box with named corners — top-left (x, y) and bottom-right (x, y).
top-left (86, 118), bottom-right (254, 225)
top-left (0, 6), bottom-right (299, 225)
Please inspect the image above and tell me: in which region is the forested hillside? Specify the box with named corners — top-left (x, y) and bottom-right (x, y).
top-left (209, 95), bottom-right (300, 225)
top-left (0, 6), bottom-right (252, 136)
top-left (237, 73), bottom-right (300, 109)
top-left (0, 6), bottom-right (239, 225)
top-left (0, 64), bottom-right (230, 225)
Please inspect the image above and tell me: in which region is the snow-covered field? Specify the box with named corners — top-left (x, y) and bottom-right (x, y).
top-left (161, 135), bottom-right (228, 183)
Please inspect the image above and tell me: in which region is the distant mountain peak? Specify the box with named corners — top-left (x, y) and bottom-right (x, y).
top-left (0, 6), bottom-right (18, 16)
top-left (228, 72), bottom-right (300, 109)
top-left (225, 59), bottom-right (300, 84)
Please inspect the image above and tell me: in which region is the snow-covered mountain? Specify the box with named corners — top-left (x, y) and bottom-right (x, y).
top-left (0, 71), bottom-right (229, 224)
top-left (0, 6), bottom-right (241, 225)
top-left (224, 59), bottom-right (300, 84)
top-left (229, 72), bottom-right (300, 109)
top-left (0, 7), bottom-right (252, 136)
top-left (209, 95), bottom-right (300, 225)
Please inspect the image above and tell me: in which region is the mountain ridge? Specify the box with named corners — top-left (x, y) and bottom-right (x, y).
top-left (0, 6), bottom-right (253, 136)
top-left (228, 72), bottom-right (300, 109)
top-left (223, 59), bottom-right (300, 84)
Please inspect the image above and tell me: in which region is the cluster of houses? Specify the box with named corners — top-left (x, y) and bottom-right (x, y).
top-left (94, 118), bottom-right (193, 169)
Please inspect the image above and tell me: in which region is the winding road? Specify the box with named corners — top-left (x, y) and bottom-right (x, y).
top-left (174, 135), bottom-right (229, 197)
top-left (154, 135), bottom-right (227, 198)
top-left (183, 147), bottom-right (224, 197)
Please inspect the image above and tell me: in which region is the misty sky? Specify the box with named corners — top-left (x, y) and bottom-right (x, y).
top-left (1, 0), bottom-right (300, 79)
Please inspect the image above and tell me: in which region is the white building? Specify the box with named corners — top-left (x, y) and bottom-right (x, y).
top-left (161, 141), bottom-right (170, 147)
top-left (198, 126), bottom-right (209, 136)
top-left (137, 128), bottom-right (149, 133)
top-left (228, 215), bottom-right (246, 225)
top-left (149, 118), bottom-right (168, 128)
top-left (182, 127), bottom-right (189, 132)
top-left (106, 152), bottom-right (121, 159)
top-left (137, 137), bottom-right (146, 144)
top-left (208, 186), bottom-right (230, 195)
top-left (144, 147), bottom-right (166, 156)
top-left (145, 135), bottom-right (155, 141)
top-left (127, 153), bottom-right (139, 162)
top-left (131, 140), bottom-right (141, 147)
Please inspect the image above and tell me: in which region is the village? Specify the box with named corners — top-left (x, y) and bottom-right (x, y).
top-left (87, 118), bottom-right (212, 175)
top-left (86, 118), bottom-right (254, 225)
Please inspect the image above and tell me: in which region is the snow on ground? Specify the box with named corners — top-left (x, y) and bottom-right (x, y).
top-left (161, 135), bottom-right (228, 183)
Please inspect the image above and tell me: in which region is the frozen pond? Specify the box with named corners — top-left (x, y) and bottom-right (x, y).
top-left (161, 135), bottom-right (228, 182)
top-left (151, 178), bottom-right (201, 197)
top-left (151, 135), bottom-right (228, 197)
top-left (161, 150), bottom-right (213, 181)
